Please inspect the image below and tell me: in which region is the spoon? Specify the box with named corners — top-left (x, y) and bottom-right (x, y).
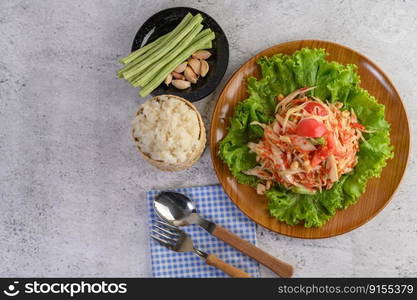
top-left (154, 191), bottom-right (294, 278)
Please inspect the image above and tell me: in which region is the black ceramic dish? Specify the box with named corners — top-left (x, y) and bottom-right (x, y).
top-left (131, 7), bottom-right (229, 102)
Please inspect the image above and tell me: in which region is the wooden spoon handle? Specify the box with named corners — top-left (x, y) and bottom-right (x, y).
top-left (205, 254), bottom-right (251, 278)
top-left (212, 225), bottom-right (294, 277)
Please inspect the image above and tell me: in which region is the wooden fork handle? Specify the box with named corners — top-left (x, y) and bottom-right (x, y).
top-left (205, 254), bottom-right (251, 278)
top-left (212, 225), bottom-right (294, 278)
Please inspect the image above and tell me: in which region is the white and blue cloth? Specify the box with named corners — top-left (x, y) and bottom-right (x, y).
top-left (147, 184), bottom-right (260, 277)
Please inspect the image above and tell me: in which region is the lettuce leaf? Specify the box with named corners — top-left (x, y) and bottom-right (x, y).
top-left (219, 48), bottom-right (393, 227)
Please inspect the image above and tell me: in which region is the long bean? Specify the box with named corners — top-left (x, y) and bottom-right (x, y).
top-left (202, 40), bottom-right (212, 49)
top-left (119, 32), bottom-right (169, 65)
top-left (139, 32), bottom-right (215, 97)
top-left (132, 29), bottom-right (212, 87)
top-left (118, 56), bottom-right (146, 78)
top-left (123, 14), bottom-right (203, 80)
top-left (118, 13), bottom-right (193, 76)
top-left (131, 29), bottom-right (212, 87)
top-left (134, 24), bottom-right (204, 87)
top-left (117, 34), bottom-right (172, 78)
top-left (119, 14), bottom-right (193, 77)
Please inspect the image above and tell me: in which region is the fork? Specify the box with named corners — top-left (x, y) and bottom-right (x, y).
top-left (151, 220), bottom-right (251, 278)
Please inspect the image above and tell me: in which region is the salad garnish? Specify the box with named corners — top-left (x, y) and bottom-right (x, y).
top-left (244, 87), bottom-right (365, 194)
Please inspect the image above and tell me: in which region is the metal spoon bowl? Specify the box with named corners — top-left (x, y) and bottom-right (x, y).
top-left (154, 191), bottom-right (212, 229)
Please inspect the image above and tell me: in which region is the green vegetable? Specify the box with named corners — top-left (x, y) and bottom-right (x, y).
top-left (123, 14), bottom-right (203, 80)
top-left (117, 33), bottom-right (169, 78)
top-left (309, 137), bottom-right (325, 145)
top-left (219, 48), bottom-right (393, 227)
top-left (118, 13), bottom-right (193, 77)
top-left (203, 40), bottom-right (212, 49)
top-left (139, 31), bottom-right (215, 97)
top-left (133, 25), bottom-right (206, 87)
top-left (291, 186), bottom-right (317, 195)
top-left (119, 33), bottom-right (169, 65)
top-left (132, 28), bottom-right (212, 87)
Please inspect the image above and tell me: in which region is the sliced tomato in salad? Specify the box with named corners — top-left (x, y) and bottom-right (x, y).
top-left (295, 119), bottom-right (327, 138)
top-left (311, 153), bottom-right (323, 168)
top-left (304, 102), bottom-right (327, 116)
top-left (310, 133), bottom-right (338, 167)
top-left (351, 122), bottom-right (365, 130)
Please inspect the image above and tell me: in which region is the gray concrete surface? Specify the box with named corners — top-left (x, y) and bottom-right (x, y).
top-left (0, 0), bottom-right (416, 277)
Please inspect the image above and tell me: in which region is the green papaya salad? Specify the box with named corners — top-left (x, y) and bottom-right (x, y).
top-left (219, 48), bottom-right (393, 227)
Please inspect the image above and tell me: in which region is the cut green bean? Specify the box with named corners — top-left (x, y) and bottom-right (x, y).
top-left (126, 72), bottom-right (143, 84)
top-left (202, 40), bottom-right (212, 49)
top-left (128, 28), bottom-right (212, 87)
top-left (118, 56), bottom-right (147, 78)
top-left (134, 24), bottom-right (204, 87)
top-left (123, 14), bottom-right (203, 80)
top-left (118, 60), bottom-right (138, 78)
top-left (118, 33), bottom-right (171, 78)
top-left (139, 32), bottom-right (215, 97)
top-left (120, 13), bottom-right (194, 78)
top-left (120, 13), bottom-right (192, 64)
top-left (118, 13), bottom-right (193, 77)
top-left (119, 32), bottom-right (169, 65)
top-left (124, 15), bottom-right (202, 80)
top-left (190, 28), bottom-right (213, 43)
top-left (131, 28), bottom-right (212, 87)
top-left (132, 29), bottom-right (212, 86)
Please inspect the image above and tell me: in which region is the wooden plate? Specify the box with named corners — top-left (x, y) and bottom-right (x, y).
top-left (210, 40), bottom-right (410, 238)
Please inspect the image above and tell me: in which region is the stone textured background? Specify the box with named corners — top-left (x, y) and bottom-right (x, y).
top-left (0, 0), bottom-right (416, 277)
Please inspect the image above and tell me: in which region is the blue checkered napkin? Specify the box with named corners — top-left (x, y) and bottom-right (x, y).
top-left (147, 184), bottom-right (260, 278)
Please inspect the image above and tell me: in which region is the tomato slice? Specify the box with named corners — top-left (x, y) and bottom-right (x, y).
top-left (310, 133), bottom-right (338, 167)
top-left (304, 102), bottom-right (327, 116)
top-left (295, 119), bottom-right (327, 138)
top-left (351, 122), bottom-right (365, 131)
top-left (311, 153), bottom-right (323, 167)
top-left (311, 145), bottom-right (330, 166)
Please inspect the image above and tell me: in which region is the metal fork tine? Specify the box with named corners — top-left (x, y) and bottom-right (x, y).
top-left (151, 228), bottom-right (177, 244)
top-left (154, 224), bottom-right (179, 237)
top-left (151, 234), bottom-right (173, 248)
top-left (156, 220), bottom-right (182, 233)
